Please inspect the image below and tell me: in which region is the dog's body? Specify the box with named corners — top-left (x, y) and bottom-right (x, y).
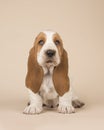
top-left (23, 30), bottom-right (84, 114)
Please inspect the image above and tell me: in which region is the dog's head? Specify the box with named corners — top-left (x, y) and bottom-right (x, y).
top-left (26, 30), bottom-right (69, 96)
top-left (34, 31), bottom-right (63, 68)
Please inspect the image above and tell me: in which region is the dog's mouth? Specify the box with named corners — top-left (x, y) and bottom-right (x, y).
top-left (45, 59), bottom-right (57, 67)
top-left (46, 60), bottom-right (53, 63)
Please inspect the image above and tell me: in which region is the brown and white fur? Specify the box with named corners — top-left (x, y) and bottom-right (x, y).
top-left (23, 30), bottom-right (84, 114)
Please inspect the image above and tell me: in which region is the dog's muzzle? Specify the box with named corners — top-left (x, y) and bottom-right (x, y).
top-left (45, 49), bottom-right (56, 64)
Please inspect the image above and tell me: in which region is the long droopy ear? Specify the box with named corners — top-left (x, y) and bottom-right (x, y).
top-left (53, 49), bottom-right (70, 96)
top-left (25, 47), bottom-right (43, 93)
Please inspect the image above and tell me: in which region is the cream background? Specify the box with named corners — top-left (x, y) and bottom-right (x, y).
top-left (0, 0), bottom-right (104, 130)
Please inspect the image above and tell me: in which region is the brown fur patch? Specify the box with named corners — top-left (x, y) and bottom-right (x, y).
top-left (53, 49), bottom-right (70, 96)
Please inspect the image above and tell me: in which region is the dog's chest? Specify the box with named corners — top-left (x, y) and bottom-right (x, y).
top-left (39, 68), bottom-right (58, 100)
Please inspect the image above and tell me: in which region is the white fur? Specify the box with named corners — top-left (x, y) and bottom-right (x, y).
top-left (58, 87), bottom-right (75, 114)
top-left (24, 30), bottom-right (76, 114)
top-left (23, 89), bottom-right (43, 114)
top-left (40, 66), bottom-right (58, 100)
top-left (39, 66), bottom-right (59, 108)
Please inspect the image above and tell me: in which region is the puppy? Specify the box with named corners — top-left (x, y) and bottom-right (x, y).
top-left (23, 30), bottom-right (84, 114)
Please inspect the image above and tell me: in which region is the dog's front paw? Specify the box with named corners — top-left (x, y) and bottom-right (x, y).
top-left (58, 104), bottom-right (75, 114)
top-left (23, 104), bottom-right (43, 114)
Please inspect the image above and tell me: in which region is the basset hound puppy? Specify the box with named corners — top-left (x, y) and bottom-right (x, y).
top-left (23, 30), bottom-right (84, 114)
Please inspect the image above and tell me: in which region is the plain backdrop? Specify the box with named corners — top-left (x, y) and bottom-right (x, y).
top-left (0, 0), bottom-right (104, 130)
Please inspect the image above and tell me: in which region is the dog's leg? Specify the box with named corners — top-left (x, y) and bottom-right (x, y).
top-left (23, 88), bottom-right (43, 114)
top-left (71, 88), bottom-right (85, 108)
top-left (72, 99), bottom-right (85, 108)
top-left (72, 95), bottom-right (85, 108)
top-left (58, 87), bottom-right (75, 114)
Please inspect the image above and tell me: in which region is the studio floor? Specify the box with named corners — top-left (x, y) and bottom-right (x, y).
top-left (0, 98), bottom-right (104, 130)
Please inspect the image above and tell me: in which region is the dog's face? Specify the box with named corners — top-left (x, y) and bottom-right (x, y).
top-left (34, 31), bottom-right (63, 67)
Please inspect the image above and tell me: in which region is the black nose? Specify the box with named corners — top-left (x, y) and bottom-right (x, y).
top-left (46, 49), bottom-right (56, 57)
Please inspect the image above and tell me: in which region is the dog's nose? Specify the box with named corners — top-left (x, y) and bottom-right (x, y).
top-left (46, 49), bottom-right (56, 57)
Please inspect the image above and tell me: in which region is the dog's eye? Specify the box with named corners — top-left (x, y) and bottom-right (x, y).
top-left (55, 40), bottom-right (60, 45)
top-left (38, 40), bottom-right (44, 45)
